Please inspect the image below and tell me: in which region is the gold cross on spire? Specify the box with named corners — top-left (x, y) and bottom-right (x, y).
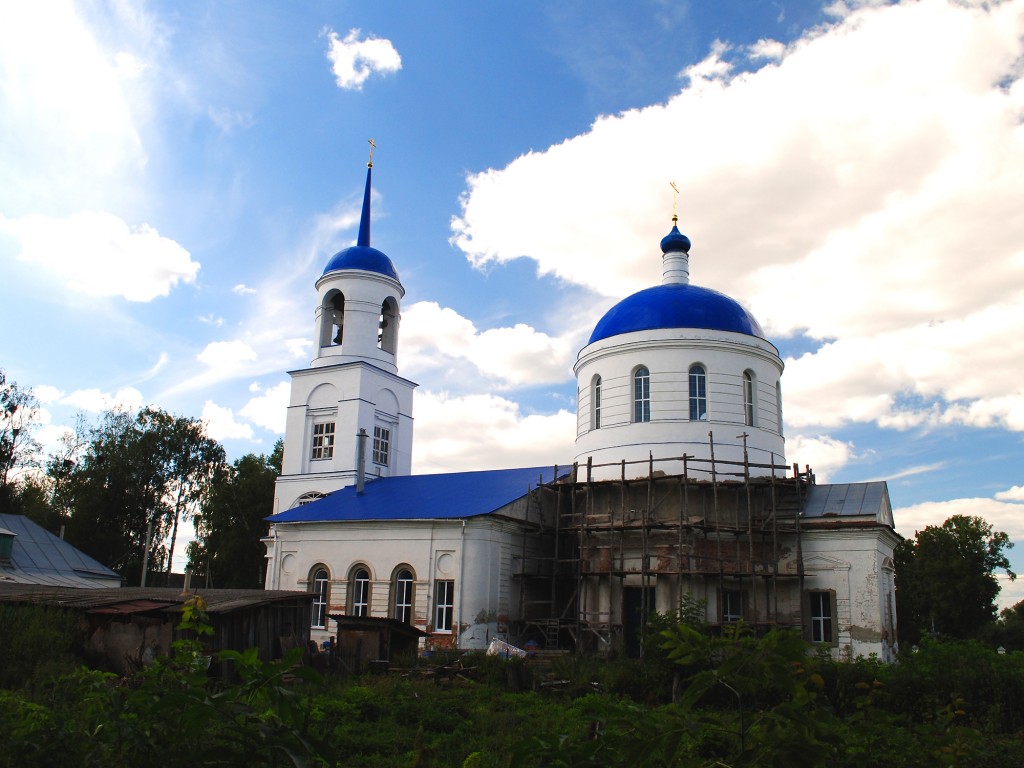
top-left (368, 138), bottom-right (377, 168)
top-left (669, 181), bottom-right (679, 224)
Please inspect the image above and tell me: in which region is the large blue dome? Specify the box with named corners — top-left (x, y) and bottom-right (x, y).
top-left (322, 245), bottom-right (399, 281)
top-left (589, 283), bottom-right (765, 344)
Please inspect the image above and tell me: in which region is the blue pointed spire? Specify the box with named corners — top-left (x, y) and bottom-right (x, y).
top-left (321, 160), bottom-right (400, 281)
top-left (357, 164), bottom-right (372, 247)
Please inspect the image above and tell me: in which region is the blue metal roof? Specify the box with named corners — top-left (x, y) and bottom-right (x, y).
top-left (0, 514), bottom-right (122, 587)
top-left (322, 245), bottom-right (399, 280)
top-left (589, 283), bottom-right (765, 344)
top-left (268, 466), bottom-right (564, 523)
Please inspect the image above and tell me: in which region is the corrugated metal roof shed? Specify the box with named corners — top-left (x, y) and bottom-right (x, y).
top-left (0, 584), bottom-right (308, 613)
top-left (0, 514), bottom-right (122, 587)
top-left (268, 465), bottom-right (564, 523)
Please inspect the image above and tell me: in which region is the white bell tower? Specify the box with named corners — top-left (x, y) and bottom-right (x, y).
top-left (272, 153), bottom-right (416, 513)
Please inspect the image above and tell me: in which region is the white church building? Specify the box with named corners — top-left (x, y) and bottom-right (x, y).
top-left (263, 162), bottom-right (899, 661)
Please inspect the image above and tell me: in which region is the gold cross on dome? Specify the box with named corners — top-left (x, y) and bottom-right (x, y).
top-left (368, 138), bottom-right (377, 167)
top-left (670, 181), bottom-right (679, 222)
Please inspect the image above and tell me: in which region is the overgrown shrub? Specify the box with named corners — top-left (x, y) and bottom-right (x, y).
top-left (0, 603), bottom-right (82, 688)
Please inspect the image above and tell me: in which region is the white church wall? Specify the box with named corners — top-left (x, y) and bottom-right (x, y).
top-left (265, 516), bottom-right (537, 648)
top-left (802, 528), bottom-right (898, 661)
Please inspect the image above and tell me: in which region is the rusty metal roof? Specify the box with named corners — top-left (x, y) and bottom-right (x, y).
top-left (329, 614), bottom-right (428, 638)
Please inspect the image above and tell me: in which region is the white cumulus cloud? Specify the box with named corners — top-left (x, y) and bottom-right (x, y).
top-left (61, 386), bottom-right (144, 413)
top-left (323, 27), bottom-right (401, 91)
top-left (412, 390), bottom-right (576, 474)
top-left (402, 301), bottom-right (577, 389)
top-left (0, 212), bottom-right (199, 301)
top-left (239, 382), bottom-right (290, 434)
top-left (201, 400), bottom-right (254, 441)
top-left (450, 0), bottom-right (1024, 440)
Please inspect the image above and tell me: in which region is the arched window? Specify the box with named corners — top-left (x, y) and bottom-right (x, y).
top-left (776, 380), bottom-right (784, 436)
top-left (689, 365), bottom-right (708, 421)
top-left (296, 491), bottom-right (327, 507)
top-left (378, 297), bottom-right (398, 353)
top-left (310, 566), bottom-right (329, 629)
top-left (350, 566), bottom-right (370, 617)
top-left (743, 371), bottom-right (756, 427)
top-left (592, 375), bottom-right (602, 429)
top-left (320, 291), bottom-right (345, 347)
top-left (633, 367), bottom-right (650, 423)
top-left (392, 567), bottom-right (415, 624)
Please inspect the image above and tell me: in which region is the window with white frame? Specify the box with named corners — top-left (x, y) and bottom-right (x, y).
top-left (296, 491), bottom-right (327, 507)
top-left (434, 579), bottom-right (454, 632)
top-left (393, 568), bottom-right (414, 624)
top-left (722, 589), bottom-right (743, 623)
top-left (350, 567), bottom-right (370, 617)
top-left (310, 422), bottom-right (335, 460)
top-left (633, 367), bottom-right (650, 423)
top-left (592, 375), bottom-right (602, 429)
top-left (689, 365), bottom-right (708, 421)
top-left (372, 424), bottom-right (391, 466)
top-left (809, 590), bottom-right (834, 644)
top-left (311, 567), bottom-right (329, 629)
top-left (743, 371), bottom-right (756, 427)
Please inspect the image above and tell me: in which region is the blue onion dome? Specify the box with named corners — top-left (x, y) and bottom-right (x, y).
top-left (660, 224), bottom-right (691, 254)
top-left (322, 245), bottom-right (399, 280)
top-left (589, 283), bottom-right (766, 344)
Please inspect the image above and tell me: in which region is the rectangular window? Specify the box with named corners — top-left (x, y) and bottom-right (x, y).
top-left (310, 422), bottom-right (335, 460)
top-left (809, 590), bottom-right (833, 643)
top-left (722, 589), bottom-right (743, 623)
top-left (434, 579), bottom-right (454, 632)
top-left (373, 425), bottom-right (391, 466)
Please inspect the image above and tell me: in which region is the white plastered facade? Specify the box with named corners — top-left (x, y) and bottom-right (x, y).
top-left (574, 328), bottom-right (785, 480)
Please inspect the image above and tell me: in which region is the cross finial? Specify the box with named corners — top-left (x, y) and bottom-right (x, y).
top-left (367, 138), bottom-right (376, 168)
top-left (669, 181), bottom-right (679, 224)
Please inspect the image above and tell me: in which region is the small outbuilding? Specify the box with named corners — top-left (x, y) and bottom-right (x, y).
top-left (329, 614), bottom-right (427, 673)
top-left (0, 584), bottom-right (311, 675)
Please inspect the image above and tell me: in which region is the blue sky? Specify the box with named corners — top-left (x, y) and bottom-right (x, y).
top-left (2, 0), bottom-right (1023, 606)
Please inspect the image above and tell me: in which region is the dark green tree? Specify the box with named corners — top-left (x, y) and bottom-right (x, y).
top-left (895, 514), bottom-right (1015, 644)
top-left (141, 409), bottom-right (226, 584)
top-left (188, 439), bottom-right (281, 588)
top-left (63, 409), bottom-right (171, 582)
top-left (62, 407), bottom-right (225, 585)
top-left (982, 599), bottom-right (1024, 652)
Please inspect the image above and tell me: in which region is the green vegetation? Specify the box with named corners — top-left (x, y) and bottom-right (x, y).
top-left (895, 514), bottom-right (1015, 645)
top-left (2, 605), bottom-right (1023, 768)
top-left (1, 368), bottom-right (278, 588)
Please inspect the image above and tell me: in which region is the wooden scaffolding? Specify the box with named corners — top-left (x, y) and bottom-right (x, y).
top-left (515, 436), bottom-right (815, 653)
